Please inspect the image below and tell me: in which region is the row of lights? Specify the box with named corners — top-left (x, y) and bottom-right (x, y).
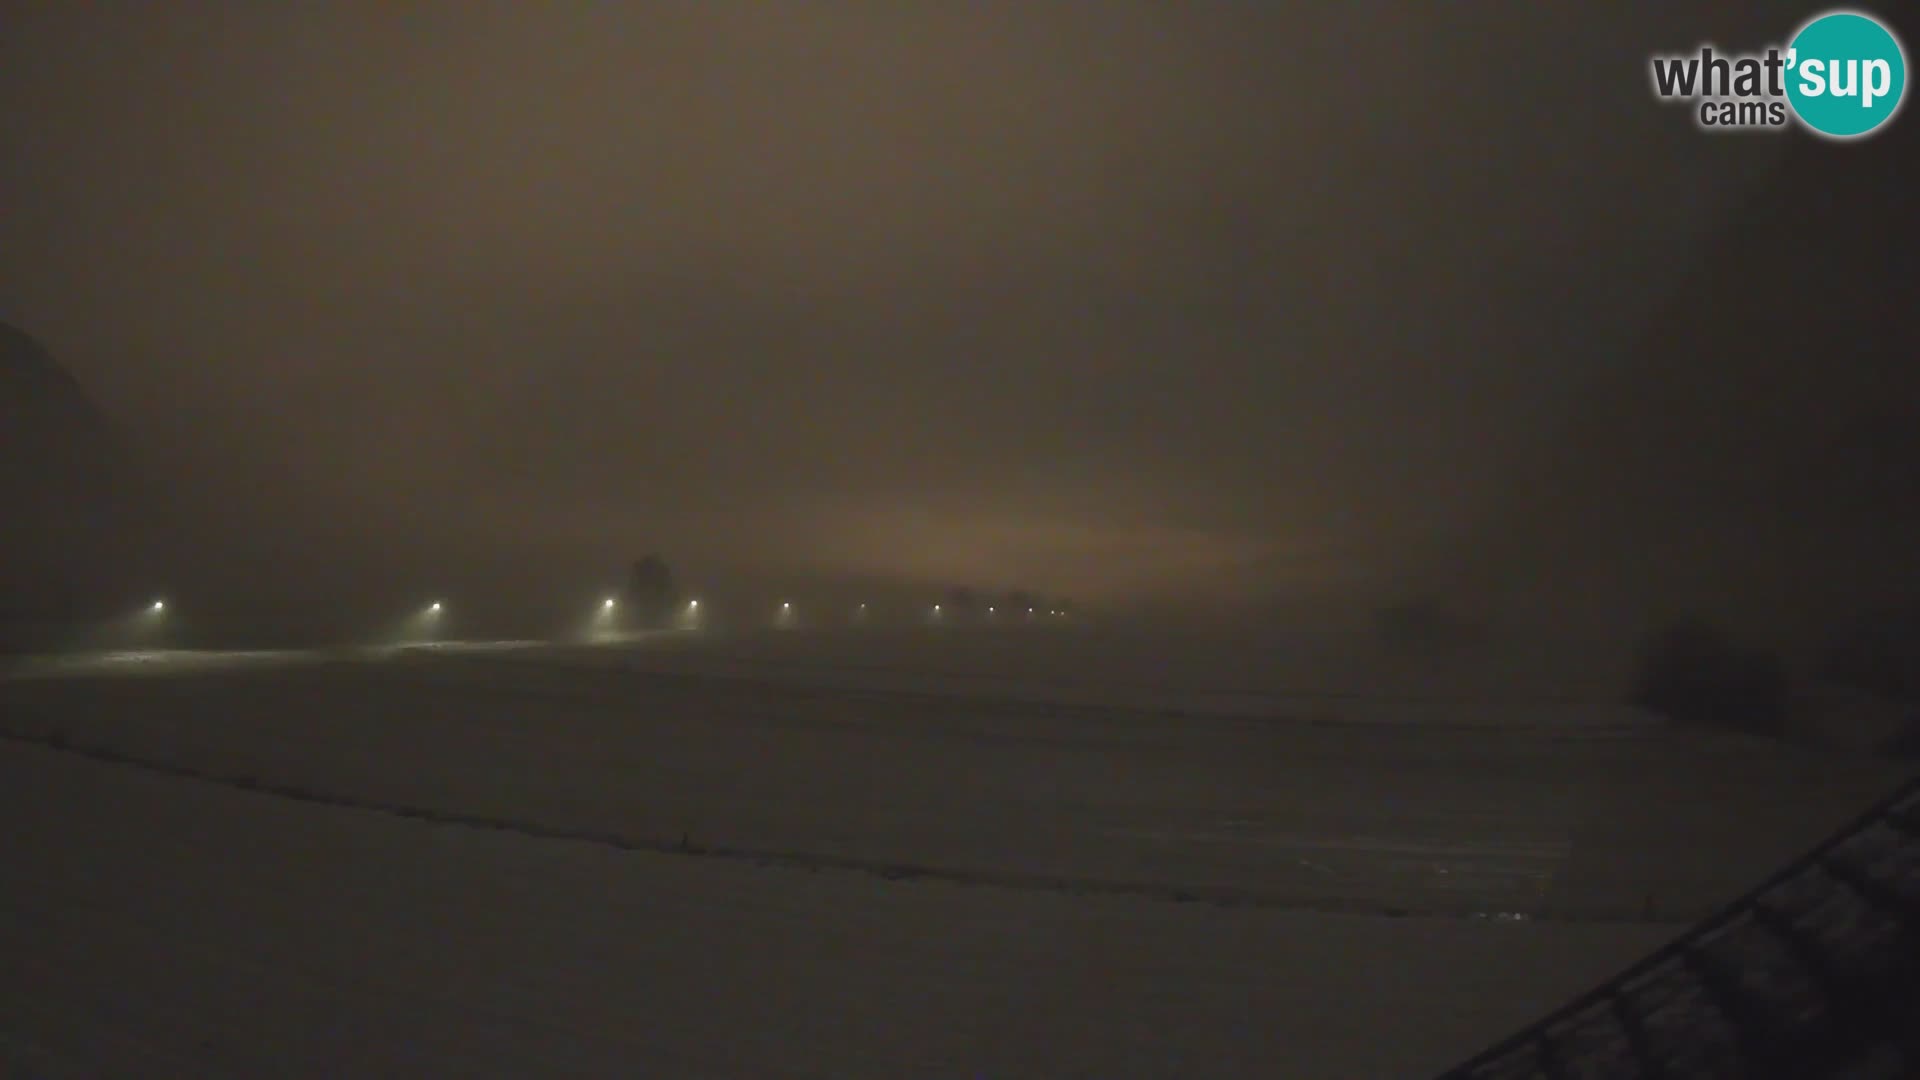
top-left (932, 604), bottom-right (1066, 616)
top-left (135, 594), bottom-right (1065, 624)
top-left (137, 597), bottom-right (691, 616)
top-left (598, 597), bottom-right (702, 611)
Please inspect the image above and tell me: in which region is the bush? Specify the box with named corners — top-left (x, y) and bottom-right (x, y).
top-left (1372, 596), bottom-right (1481, 654)
top-left (1818, 602), bottom-right (1920, 703)
top-left (1629, 618), bottom-right (1792, 736)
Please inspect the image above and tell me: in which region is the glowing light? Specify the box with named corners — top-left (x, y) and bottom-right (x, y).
top-left (602, 597), bottom-right (617, 610)
top-left (150, 600), bottom-right (166, 613)
top-left (427, 602), bottom-right (443, 614)
top-left (933, 604), bottom-right (942, 612)
top-left (782, 601), bottom-right (791, 610)
top-left (988, 607), bottom-right (995, 613)
top-left (688, 599), bottom-right (700, 610)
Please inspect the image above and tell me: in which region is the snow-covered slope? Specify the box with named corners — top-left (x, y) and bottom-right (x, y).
top-left (0, 637), bottom-right (1904, 1075)
top-left (3, 640), bottom-right (1903, 923)
top-left (1, 739), bottom-right (1672, 1077)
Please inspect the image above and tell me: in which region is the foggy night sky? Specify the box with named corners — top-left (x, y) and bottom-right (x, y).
top-left (0, 3), bottom-right (1814, 615)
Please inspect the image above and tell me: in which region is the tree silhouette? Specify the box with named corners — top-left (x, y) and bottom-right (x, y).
top-left (624, 554), bottom-right (678, 628)
top-left (1005, 589), bottom-right (1042, 618)
top-left (943, 586), bottom-right (980, 620)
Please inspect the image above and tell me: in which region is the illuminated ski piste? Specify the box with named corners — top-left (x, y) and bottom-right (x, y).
top-left (1, 639), bottom-right (553, 681)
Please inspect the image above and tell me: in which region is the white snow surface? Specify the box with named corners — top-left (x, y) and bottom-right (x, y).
top-left (0, 628), bottom-right (1905, 1076)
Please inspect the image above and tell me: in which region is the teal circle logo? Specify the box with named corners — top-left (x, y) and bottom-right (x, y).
top-left (1786, 11), bottom-right (1907, 138)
